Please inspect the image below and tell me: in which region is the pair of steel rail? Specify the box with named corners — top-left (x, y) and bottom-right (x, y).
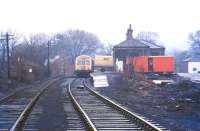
top-left (0, 77), bottom-right (166, 131)
top-left (68, 79), bottom-right (166, 131)
top-left (0, 78), bottom-right (59, 131)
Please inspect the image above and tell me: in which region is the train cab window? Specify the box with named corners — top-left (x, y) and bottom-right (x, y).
top-left (77, 60), bottom-right (88, 65)
top-left (77, 60), bottom-right (82, 65)
top-left (85, 60), bottom-right (90, 65)
top-left (193, 68), bottom-right (197, 71)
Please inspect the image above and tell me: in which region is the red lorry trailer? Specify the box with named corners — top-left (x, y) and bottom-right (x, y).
top-left (126, 56), bottom-right (174, 74)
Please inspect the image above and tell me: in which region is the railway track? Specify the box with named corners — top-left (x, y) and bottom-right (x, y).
top-left (0, 78), bottom-right (54, 105)
top-left (69, 78), bottom-right (167, 131)
top-left (0, 77), bottom-right (167, 131)
top-left (22, 78), bottom-right (87, 131)
top-left (0, 77), bottom-right (87, 131)
top-left (0, 78), bottom-right (58, 131)
top-left (0, 87), bottom-right (26, 105)
top-left (63, 86), bottom-right (87, 131)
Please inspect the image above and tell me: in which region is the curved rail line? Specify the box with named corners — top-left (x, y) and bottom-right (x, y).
top-left (84, 80), bottom-right (166, 131)
top-left (0, 87), bottom-right (26, 105)
top-left (0, 77), bottom-right (167, 131)
top-left (0, 79), bottom-right (54, 105)
top-left (63, 86), bottom-right (88, 131)
top-left (10, 78), bottom-right (58, 131)
top-left (68, 79), bottom-right (97, 131)
top-left (0, 78), bottom-right (58, 131)
top-left (69, 78), bottom-right (167, 131)
top-left (22, 78), bottom-right (87, 131)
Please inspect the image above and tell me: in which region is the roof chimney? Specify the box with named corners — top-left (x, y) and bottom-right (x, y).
top-left (126, 24), bottom-right (133, 40)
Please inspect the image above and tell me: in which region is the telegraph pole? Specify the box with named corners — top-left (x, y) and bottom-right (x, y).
top-left (47, 41), bottom-right (50, 77)
top-left (6, 33), bottom-right (10, 79)
top-left (0, 32), bottom-right (14, 80)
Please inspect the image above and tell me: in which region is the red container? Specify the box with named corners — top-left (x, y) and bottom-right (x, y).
top-left (151, 56), bottom-right (174, 73)
top-left (126, 56), bottom-right (174, 73)
top-left (127, 56), bottom-right (148, 72)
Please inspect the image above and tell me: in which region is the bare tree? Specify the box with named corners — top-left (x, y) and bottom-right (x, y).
top-left (19, 33), bottom-right (50, 65)
top-left (171, 49), bottom-right (190, 73)
top-left (136, 31), bottom-right (160, 43)
top-left (0, 34), bottom-right (6, 69)
top-left (188, 30), bottom-right (200, 59)
top-left (11, 33), bottom-right (51, 80)
top-left (0, 39), bottom-right (6, 77)
top-left (103, 43), bottom-right (113, 55)
top-left (56, 29), bottom-right (102, 63)
top-left (10, 32), bottom-right (23, 64)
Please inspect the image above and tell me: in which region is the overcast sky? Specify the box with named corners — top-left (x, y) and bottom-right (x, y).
top-left (0, 0), bottom-right (200, 51)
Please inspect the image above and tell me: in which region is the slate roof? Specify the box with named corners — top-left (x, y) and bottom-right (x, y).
top-left (141, 40), bottom-right (165, 49)
top-left (114, 39), bottom-right (149, 48)
top-left (183, 57), bottom-right (200, 62)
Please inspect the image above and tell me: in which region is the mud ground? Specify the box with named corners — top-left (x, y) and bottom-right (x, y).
top-left (94, 73), bottom-right (200, 131)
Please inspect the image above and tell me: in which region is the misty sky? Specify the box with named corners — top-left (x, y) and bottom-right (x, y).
top-left (0, 0), bottom-right (200, 51)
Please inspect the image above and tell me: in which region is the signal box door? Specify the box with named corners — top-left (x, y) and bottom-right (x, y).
top-left (148, 57), bottom-right (153, 72)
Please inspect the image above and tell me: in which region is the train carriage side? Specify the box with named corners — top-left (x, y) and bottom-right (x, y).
top-left (94, 55), bottom-right (114, 71)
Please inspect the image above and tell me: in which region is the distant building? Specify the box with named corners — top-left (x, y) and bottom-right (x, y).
top-left (50, 55), bottom-right (74, 76)
top-left (113, 24), bottom-right (165, 71)
top-left (11, 58), bottom-right (44, 82)
top-left (179, 58), bottom-right (200, 73)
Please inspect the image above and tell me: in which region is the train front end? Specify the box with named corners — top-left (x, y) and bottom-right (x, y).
top-left (75, 55), bottom-right (93, 77)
